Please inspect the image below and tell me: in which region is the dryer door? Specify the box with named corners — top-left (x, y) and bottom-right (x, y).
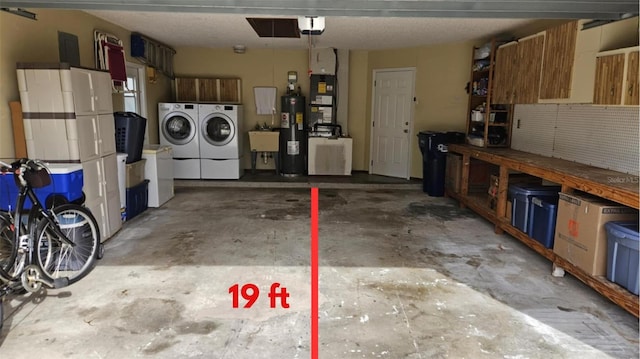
top-left (202, 114), bottom-right (235, 146)
top-left (162, 112), bottom-right (196, 146)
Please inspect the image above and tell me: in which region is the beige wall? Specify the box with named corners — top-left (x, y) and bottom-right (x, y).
top-left (0, 8), bottom-right (171, 157)
top-left (363, 42), bottom-right (472, 178)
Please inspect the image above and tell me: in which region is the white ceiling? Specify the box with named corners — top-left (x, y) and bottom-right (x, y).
top-left (85, 11), bottom-right (538, 50)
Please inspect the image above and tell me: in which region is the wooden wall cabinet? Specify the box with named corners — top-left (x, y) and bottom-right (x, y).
top-left (539, 21), bottom-right (578, 99)
top-left (492, 43), bottom-right (517, 104)
top-left (492, 34), bottom-right (545, 105)
top-left (593, 47), bottom-right (639, 105)
top-left (625, 51), bottom-right (639, 105)
top-left (175, 77), bottom-right (242, 103)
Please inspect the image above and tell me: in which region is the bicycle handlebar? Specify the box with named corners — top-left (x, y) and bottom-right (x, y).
top-left (0, 158), bottom-right (48, 187)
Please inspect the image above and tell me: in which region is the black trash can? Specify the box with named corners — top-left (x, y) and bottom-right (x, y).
top-left (418, 131), bottom-right (448, 197)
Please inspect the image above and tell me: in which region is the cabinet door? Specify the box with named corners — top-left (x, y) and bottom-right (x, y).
top-left (624, 51), bottom-right (639, 105)
top-left (540, 21), bottom-right (578, 99)
top-left (76, 115), bottom-right (100, 162)
top-left (514, 35), bottom-right (544, 104)
top-left (198, 78), bottom-right (218, 102)
top-left (492, 43), bottom-right (518, 104)
top-left (81, 157), bottom-right (105, 203)
top-left (175, 78), bottom-right (197, 102)
top-left (70, 68), bottom-right (96, 115)
top-left (98, 113), bottom-right (116, 156)
top-left (219, 78), bottom-right (241, 103)
top-left (92, 71), bottom-right (114, 114)
top-left (594, 54), bottom-right (625, 104)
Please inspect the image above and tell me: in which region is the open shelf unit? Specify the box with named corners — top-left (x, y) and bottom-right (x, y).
top-left (466, 39), bottom-right (513, 148)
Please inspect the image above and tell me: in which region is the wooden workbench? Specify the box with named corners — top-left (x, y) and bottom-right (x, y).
top-left (447, 144), bottom-right (639, 317)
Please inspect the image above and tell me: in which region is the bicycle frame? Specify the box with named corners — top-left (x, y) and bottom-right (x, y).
top-left (0, 163), bottom-right (75, 289)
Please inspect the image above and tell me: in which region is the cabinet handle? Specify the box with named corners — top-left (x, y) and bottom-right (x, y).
top-left (629, 85), bottom-right (634, 96)
top-left (610, 87), bottom-right (614, 97)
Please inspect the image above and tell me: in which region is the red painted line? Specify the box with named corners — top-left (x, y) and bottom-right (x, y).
top-left (311, 187), bottom-right (319, 359)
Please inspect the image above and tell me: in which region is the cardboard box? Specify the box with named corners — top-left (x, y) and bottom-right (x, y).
top-left (553, 192), bottom-right (638, 276)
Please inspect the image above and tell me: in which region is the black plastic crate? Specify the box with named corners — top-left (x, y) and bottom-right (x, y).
top-left (114, 112), bottom-right (147, 164)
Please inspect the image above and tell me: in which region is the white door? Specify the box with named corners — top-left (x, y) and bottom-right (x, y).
top-left (125, 63), bottom-right (149, 145)
top-left (370, 69), bottom-right (415, 179)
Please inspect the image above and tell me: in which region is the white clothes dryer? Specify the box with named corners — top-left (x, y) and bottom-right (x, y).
top-left (159, 102), bottom-right (200, 179)
top-left (198, 104), bottom-right (244, 179)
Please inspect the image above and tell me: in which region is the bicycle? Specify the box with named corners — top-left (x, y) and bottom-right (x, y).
top-left (0, 158), bottom-right (103, 328)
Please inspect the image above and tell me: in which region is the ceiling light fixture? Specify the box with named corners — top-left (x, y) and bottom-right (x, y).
top-left (233, 45), bottom-right (246, 54)
top-left (1, 7), bottom-right (37, 20)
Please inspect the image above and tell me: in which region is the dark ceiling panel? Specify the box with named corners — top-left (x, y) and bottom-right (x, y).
top-left (246, 18), bottom-right (300, 38)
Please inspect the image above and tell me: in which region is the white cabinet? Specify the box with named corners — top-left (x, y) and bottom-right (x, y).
top-left (17, 63), bottom-right (121, 241)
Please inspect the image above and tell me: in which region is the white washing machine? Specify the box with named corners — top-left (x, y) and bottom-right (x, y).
top-left (159, 102), bottom-right (200, 179)
top-left (198, 104), bottom-right (244, 179)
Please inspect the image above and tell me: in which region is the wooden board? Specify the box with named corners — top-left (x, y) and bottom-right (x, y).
top-left (539, 21), bottom-right (578, 99)
top-left (593, 53), bottom-right (625, 104)
top-left (9, 101), bottom-right (27, 158)
top-left (624, 51), bottom-right (639, 105)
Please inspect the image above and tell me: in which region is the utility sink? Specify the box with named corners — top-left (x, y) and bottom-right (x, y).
top-left (249, 130), bottom-right (279, 152)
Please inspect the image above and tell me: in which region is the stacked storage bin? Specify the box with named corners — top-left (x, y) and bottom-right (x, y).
top-left (16, 63), bottom-right (121, 242)
top-left (527, 196), bottom-right (560, 248)
top-left (114, 112), bottom-right (149, 220)
top-left (508, 183), bottom-right (561, 236)
top-left (605, 222), bottom-right (639, 295)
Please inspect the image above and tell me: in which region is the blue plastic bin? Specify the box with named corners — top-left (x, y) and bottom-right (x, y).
top-left (0, 163), bottom-right (84, 210)
top-left (527, 196), bottom-right (559, 248)
top-left (605, 221), bottom-right (639, 295)
top-left (508, 184), bottom-right (561, 233)
top-left (125, 179), bottom-right (149, 221)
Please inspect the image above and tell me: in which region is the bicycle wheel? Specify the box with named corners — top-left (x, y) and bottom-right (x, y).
top-left (0, 214), bottom-right (17, 280)
top-left (35, 204), bottom-right (100, 285)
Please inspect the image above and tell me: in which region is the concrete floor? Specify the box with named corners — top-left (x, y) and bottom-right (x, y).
top-left (1, 183), bottom-right (638, 358)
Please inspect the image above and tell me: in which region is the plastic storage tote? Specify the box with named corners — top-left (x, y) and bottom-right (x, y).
top-left (508, 183), bottom-right (561, 233)
top-left (126, 179), bottom-right (149, 221)
top-left (605, 221), bottom-right (639, 295)
top-left (0, 163), bottom-right (84, 210)
top-left (114, 112), bottom-right (147, 164)
top-left (526, 195), bottom-right (559, 248)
